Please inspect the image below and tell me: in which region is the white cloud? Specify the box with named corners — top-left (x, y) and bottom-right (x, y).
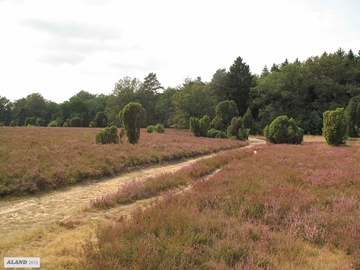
top-left (21, 19), bottom-right (121, 40)
top-left (0, 0), bottom-right (359, 103)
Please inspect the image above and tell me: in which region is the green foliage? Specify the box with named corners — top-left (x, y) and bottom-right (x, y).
top-left (210, 115), bottom-right (224, 131)
top-left (0, 96), bottom-right (12, 126)
top-left (322, 108), bottom-right (348, 146)
top-left (94, 112), bottom-right (107, 127)
top-left (70, 116), bottom-right (83, 127)
top-left (210, 57), bottom-right (253, 116)
top-left (121, 102), bottom-right (147, 144)
top-left (227, 117), bottom-right (241, 139)
top-left (25, 116), bottom-right (37, 126)
top-left (146, 125), bottom-right (155, 133)
top-left (226, 57), bottom-right (253, 116)
top-left (155, 123), bottom-right (165, 133)
top-left (207, 128), bottom-right (227, 138)
top-left (199, 115), bottom-right (210, 136)
top-left (63, 118), bottom-right (71, 127)
top-left (138, 73), bottom-right (163, 125)
top-left (155, 87), bottom-right (176, 127)
top-left (9, 120), bottom-right (16, 127)
top-left (308, 110), bottom-right (323, 135)
top-left (345, 96), bottom-right (360, 137)
top-left (212, 100), bottom-right (239, 132)
top-left (190, 115), bottom-right (210, 137)
top-left (48, 121), bottom-right (59, 127)
top-left (146, 124), bottom-right (164, 134)
top-left (119, 127), bottom-right (126, 141)
top-left (227, 116), bottom-right (249, 140)
top-left (95, 126), bottom-right (119, 144)
top-left (168, 79), bottom-right (215, 128)
top-left (243, 107), bottom-right (255, 135)
top-left (190, 117), bottom-right (201, 137)
top-left (264, 115), bottom-right (303, 144)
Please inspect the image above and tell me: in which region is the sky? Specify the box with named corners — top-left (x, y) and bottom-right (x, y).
top-left (1, 0), bottom-right (360, 104)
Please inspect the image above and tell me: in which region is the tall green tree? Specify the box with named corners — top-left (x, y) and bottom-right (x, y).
top-left (23, 93), bottom-right (47, 123)
top-left (155, 87), bottom-right (176, 127)
top-left (12, 98), bottom-right (27, 126)
top-left (226, 57), bottom-right (253, 116)
top-left (106, 76), bottom-right (141, 126)
top-left (168, 78), bottom-right (215, 129)
top-left (210, 57), bottom-right (253, 116)
top-left (137, 73), bottom-right (163, 125)
top-left (60, 96), bottom-right (89, 127)
top-left (210, 68), bottom-right (228, 102)
top-left (0, 96), bottom-right (12, 126)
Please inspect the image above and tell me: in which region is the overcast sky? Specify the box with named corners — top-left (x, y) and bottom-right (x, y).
top-left (1, 0), bottom-right (359, 103)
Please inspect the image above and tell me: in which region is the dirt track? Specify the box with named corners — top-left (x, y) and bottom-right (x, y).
top-left (0, 138), bottom-right (265, 238)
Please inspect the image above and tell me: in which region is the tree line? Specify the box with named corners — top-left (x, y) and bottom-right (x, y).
top-left (1, 48), bottom-right (360, 137)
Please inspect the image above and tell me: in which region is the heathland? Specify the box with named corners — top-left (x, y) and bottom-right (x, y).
top-left (0, 127), bottom-right (247, 197)
top-left (1, 128), bottom-right (360, 269)
top-left (75, 137), bottom-right (360, 269)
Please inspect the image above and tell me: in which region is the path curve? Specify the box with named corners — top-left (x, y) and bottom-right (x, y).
top-left (0, 138), bottom-right (265, 237)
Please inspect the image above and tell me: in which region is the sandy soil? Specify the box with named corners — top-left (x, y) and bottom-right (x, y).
top-left (0, 138), bottom-right (264, 237)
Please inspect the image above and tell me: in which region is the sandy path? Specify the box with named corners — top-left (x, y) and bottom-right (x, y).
top-left (0, 138), bottom-right (265, 238)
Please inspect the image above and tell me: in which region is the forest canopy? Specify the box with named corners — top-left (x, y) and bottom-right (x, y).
top-left (1, 49), bottom-right (360, 136)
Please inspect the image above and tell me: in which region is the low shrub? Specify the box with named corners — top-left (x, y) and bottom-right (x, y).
top-left (95, 126), bottom-right (119, 144)
top-left (70, 117), bottom-right (83, 127)
top-left (207, 128), bottom-right (227, 138)
top-left (227, 116), bottom-right (249, 141)
top-left (155, 123), bottom-right (165, 133)
top-left (48, 121), bottom-right (59, 127)
top-left (146, 124), bottom-right (165, 134)
top-left (146, 125), bottom-right (155, 133)
top-left (323, 108), bottom-right (348, 146)
top-left (264, 115), bottom-right (303, 144)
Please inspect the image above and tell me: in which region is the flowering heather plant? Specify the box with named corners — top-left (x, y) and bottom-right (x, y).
top-left (0, 127), bottom-right (247, 196)
top-left (91, 153), bottom-right (230, 209)
top-left (79, 140), bottom-right (360, 269)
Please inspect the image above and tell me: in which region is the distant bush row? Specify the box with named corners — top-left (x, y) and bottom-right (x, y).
top-left (263, 107), bottom-right (348, 146)
top-left (190, 100), bottom-right (250, 141)
top-left (189, 99), bottom-right (349, 146)
top-left (96, 102), bottom-right (156, 145)
top-left (146, 123), bottom-right (165, 134)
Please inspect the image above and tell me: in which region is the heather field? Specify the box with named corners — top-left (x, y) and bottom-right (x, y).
top-left (77, 140), bottom-right (360, 269)
top-left (0, 127), bottom-right (247, 196)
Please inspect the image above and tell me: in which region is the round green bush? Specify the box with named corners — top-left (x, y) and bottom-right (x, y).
top-left (95, 126), bottom-right (119, 144)
top-left (264, 115), bottom-right (303, 144)
top-left (146, 125), bottom-right (155, 133)
top-left (155, 123), bottom-right (165, 133)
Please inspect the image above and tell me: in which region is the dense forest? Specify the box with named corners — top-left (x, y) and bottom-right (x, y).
top-left (1, 48), bottom-right (360, 136)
